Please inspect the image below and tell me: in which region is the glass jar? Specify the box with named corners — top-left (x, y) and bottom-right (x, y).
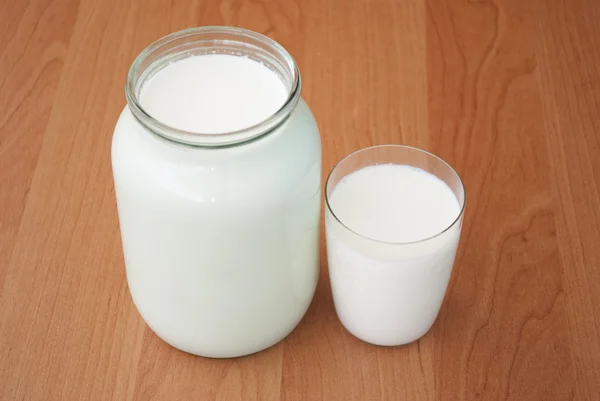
top-left (111, 27), bottom-right (321, 358)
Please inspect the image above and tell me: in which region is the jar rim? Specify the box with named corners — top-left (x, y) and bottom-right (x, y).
top-left (125, 26), bottom-right (301, 147)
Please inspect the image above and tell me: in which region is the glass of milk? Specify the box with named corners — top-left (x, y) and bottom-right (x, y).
top-left (325, 145), bottom-right (465, 346)
top-left (112, 27), bottom-right (321, 358)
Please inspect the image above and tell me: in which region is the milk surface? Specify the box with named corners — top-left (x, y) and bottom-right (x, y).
top-left (140, 54), bottom-right (288, 133)
top-left (329, 164), bottom-right (459, 243)
top-left (326, 164), bottom-right (462, 346)
top-left (113, 54), bottom-right (321, 357)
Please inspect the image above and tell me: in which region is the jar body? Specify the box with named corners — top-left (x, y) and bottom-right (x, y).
top-left (112, 99), bottom-right (321, 358)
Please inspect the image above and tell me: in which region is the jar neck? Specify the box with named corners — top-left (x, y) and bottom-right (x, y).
top-left (126, 27), bottom-right (301, 147)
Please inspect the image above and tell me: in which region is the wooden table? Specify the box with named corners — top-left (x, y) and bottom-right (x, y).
top-left (1, 0), bottom-right (599, 399)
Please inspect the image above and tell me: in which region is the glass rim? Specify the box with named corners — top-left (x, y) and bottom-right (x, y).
top-left (125, 26), bottom-right (301, 147)
top-left (324, 144), bottom-right (467, 246)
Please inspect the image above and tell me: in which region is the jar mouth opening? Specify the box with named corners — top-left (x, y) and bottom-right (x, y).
top-left (126, 26), bottom-right (301, 147)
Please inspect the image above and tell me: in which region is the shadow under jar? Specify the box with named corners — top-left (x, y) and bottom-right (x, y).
top-left (111, 27), bottom-right (322, 358)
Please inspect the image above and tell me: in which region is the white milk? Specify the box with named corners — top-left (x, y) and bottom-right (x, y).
top-left (140, 55), bottom-right (288, 133)
top-left (112, 52), bottom-right (321, 358)
top-left (326, 164), bottom-right (462, 346)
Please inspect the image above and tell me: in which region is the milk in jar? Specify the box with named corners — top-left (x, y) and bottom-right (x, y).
top-left (112, 27), bottom-right (321, 358)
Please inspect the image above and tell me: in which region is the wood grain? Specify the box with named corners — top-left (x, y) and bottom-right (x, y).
top-left (0, 0), bottom-right (598, 399)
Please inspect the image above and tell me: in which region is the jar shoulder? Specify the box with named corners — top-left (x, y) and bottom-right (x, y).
top-left (112, 98), bottom-right (321, 202)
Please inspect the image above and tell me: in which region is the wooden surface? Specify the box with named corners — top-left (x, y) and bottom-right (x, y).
top-left (1, 0), bottom-right (599, 399)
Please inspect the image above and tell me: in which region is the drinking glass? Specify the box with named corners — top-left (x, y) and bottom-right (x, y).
top-left (325, 145), bottom-right (466, 346)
